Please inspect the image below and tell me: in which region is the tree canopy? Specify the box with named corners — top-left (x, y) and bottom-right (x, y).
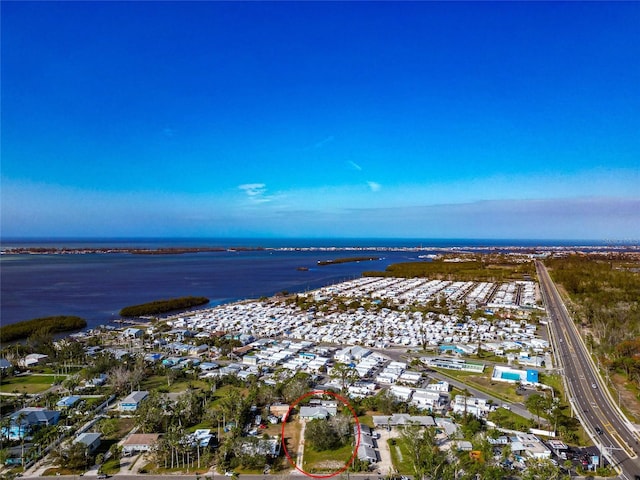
top-left (0, 316), bottom-right (86, 343)
top-left (119, 296), bottom-right (209, 317)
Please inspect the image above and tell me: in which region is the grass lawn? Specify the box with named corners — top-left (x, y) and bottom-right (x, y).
top-left (98, 416), bottom-right (135, 440)
top-left (0, 374), bottom-right (59, 394)
top-left (100, 457), bottom-right (122, 475)
top-left (387, 437), bottom-right (414, 475)
top-left (139, 374), bottom-right (210, 393)
top-left (209, 384), bottom-right (246, 399)
top-left (139, 462), bottom-right (209, 475)
top-left (487, 408), bottom-right (533, 432)
top-left (538, 373), bottom-right (567, 400)
top-left (358, 414), bottom-right (374, 428)
top-left (303, 442), bottom-right (353, 473)
top-left (434, 368), bottom-right (520, 403)
top-left (465, 375), bottom-right (521, 403)
top-left (432, 368), bottom-right (479, 379)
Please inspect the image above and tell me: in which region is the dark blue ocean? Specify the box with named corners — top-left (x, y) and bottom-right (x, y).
top-left (0, 237), bottom-right (604, 329)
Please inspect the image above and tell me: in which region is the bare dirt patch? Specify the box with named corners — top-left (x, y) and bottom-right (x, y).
top-left (611, 373), bottom-right (640, 422)
top-left (281, 415), bottom-right (302, 464)
top-left (313, 460), bottom-right (345, 470)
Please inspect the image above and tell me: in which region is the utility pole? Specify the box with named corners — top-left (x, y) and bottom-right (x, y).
top-left (602, 444), bottom-right (624, 470)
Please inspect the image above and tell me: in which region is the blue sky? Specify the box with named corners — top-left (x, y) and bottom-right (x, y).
top-left (1, 1), bottom-right (639, 240)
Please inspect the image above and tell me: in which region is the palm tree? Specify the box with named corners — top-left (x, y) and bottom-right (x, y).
top-left (206, 407), bottom-right (224, 438)
top-left (64, 375), bottom-right (80, 395)
top-left (330, 363), bottom-right (358, 392)
top-left (0, 416), bottom-right (11, 450)
top-left (14, 412), bottom-right (27, 466)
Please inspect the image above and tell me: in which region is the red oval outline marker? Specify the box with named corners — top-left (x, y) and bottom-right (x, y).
top-left (281, 389), bottom-right (361, 478)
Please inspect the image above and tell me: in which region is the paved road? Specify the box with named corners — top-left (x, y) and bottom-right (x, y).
top-left (536, 261), bottom-right (640, 480)
top-left (426, 370), bottom-right (539, 423)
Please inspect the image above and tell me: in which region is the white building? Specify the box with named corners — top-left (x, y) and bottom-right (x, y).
top-left (452, 395), bottom-right (493, 418)
top-left (410, 389), bottom-right (450, 413)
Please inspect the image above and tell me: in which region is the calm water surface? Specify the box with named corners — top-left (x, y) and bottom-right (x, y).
top-left (1, 248), bottom-right (420, 328)
top-left (0, 237), bottom-right (603, 329)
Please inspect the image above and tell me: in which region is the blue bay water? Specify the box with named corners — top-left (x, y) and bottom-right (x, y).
top-left (1, 241), bottom-right (425, 328)
top-left (0, 237), bottom-right (603, 329)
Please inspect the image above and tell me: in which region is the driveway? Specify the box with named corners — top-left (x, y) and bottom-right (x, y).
top-left (375, 428), bottom-right (396, 476)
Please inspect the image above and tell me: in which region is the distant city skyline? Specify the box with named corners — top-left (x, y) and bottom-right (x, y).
top-left (1, 1), bottom-right (638, 240)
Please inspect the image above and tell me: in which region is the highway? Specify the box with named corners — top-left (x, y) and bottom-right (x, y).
top-left (536, 261), bottom-right (640, 480)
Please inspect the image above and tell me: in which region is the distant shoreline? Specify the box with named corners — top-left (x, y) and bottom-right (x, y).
top-left (2, 244), bottom-right (638, 256)
top-left (317, 256), bottom-right (381, 266)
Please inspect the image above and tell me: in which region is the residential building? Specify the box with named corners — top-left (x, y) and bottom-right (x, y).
top-left (452, 395), bottom-right (493, 418)
top-left (357, 445), bottom-right (378, 463)
top-left (18, 353), bottom-right (49, 368)
top-left (371, 413), bottom-right (436, 428)
top-left (74, 433), bottom-right (102, 453)
top-left (4, 408), bottom-right (60, 440)
top-left (119, 391), bottom-right (149, 411)
top-left (56, 396), bottom-right (81, 409)
top-left (122, 433), bottom-right (161, 455)
top-left (299, 406), bottom-right (330, 420)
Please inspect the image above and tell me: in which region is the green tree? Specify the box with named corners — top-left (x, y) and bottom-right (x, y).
top-left (304, 418), bottom-right (342, 451)
top-left (96, 418), bottom-right (119, 438)
top-left (136, 391), bottom-right (171, 433)
top-left (400, 422), bottom-right (451, 480)
top-left (63, 375), bottom-right (81, 395)
top-left (175, 388), bottom-right (203, 427)
top-left (281, 372), bottom-right (311, 403)
top-left (521, 458), bottom-right (568, 480)
top-left (51, 442), bottom-right (92, 471)
top-left (329, 363), bottom-right (359, 392)
top-left (525, 394), bottom-right (550, 427)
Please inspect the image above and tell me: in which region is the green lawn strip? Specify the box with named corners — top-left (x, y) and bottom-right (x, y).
top-left (486, 408), bottom-right (533, 432)
top-left (209, 384), bottom-right (247, 401)
top-left (387, 437), bottom-right (413, 475)
top-left (138, 374), bottom-right (209, 393)
top-left (142, 464), bottom-right (209, 475)
top-left (538, 373), bottom-right (567, 400)
top-left (235, 465), bottom-right (267, 475)
top-left (432, 368), bottom-right (518, 404)
top-left (138, 374), bottom-right (167, 391)
top-left (358, 414), bottom-right (374, 428)
top-left (0, 374), bottom-right (58, 394)
top-left (187, 421), bottom-right (211, 432)
top-left (43, 467), bottom-right (85, 476)
top-left (100, 457), bottom-right (122, 475)
top-left (303, 442), bottom-right (353, 473)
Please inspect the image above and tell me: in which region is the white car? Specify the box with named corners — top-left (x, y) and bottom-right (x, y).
top-left (592, 383), bottom-right (597, 389)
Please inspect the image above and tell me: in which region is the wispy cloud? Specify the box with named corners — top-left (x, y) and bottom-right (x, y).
top-left (367, 181), bottom-right (381, 192)
top-left (238, 183), bottom-right (274, 204)
top-left (313, 135), bottom-right (335, 149)
top-left (239, 183), bottom-right (266, 197)
top-left (2, 175), bottom-right (638, 240)
top-left (348, 160), bottom-right (362, 171)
